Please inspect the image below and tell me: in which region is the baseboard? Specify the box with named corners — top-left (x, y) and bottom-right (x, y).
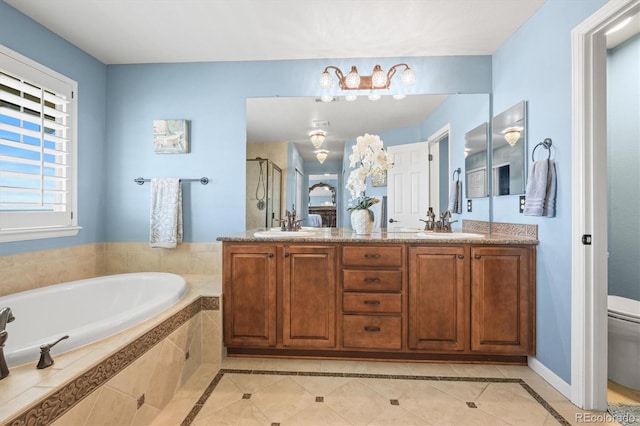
top-left (528, 356), bottom-right (572, 399)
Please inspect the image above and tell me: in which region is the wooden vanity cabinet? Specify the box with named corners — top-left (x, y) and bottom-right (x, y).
top-left (223, 243), bottom-right (337, 350)
top-left (282, 245), bottom-right (337, 348)
top-left (408, 246), bottom-right (467, 352)
top-left (223, 244), bottom-right (277, 347)
top-left (222, 240), bottom-right (536, 360)
top-left (470, 246), bottom-right (535, 355)
top-left (340, 245), bottom-right (404, 351)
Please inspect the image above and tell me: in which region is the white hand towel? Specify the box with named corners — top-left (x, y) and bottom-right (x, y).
top-left (524, 160), bottom-right (556, 217)
top-left (448, 180), bottom-right (462, 214)
top-left (149, 177), bottom-right (183, 248)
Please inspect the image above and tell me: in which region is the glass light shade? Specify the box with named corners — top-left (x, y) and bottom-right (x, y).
top-left (400, 67), bottom-right (416, 85)
top-left (345, 66), bottom-right (361, 89)
top-left (316, 150), bottom-right (329, 164)
top-left (318, 71), bottom-right (333, 88)
top-left (345, 94), bottom-right (358, 102)
top-left (371, 66), bottom-right (387, 88)
top-left (504, 128), bottom-right (521, 147)
top-left (310, 132), bottom-right (325, 148)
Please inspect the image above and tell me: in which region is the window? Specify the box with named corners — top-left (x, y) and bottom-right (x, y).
top-left (0, 45), bottom-right (80, 242)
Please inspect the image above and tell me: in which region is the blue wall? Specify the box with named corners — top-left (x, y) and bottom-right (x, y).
top-left (491, 0), bottom-right (608, 383)
top-left (607, 34), bottom-right (640, 301)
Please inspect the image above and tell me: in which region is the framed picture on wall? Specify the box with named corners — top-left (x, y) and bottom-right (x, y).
top-left (153, 119), bottom-right (189, 154)
top-left (371, 170), bottom-right (387, 187)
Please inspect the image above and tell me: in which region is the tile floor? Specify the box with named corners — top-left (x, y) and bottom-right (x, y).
top-left (151, 358), bottom-right (621, 426)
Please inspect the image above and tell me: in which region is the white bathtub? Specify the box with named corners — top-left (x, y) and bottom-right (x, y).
top-left (0, 272), bottom-right (187, 368)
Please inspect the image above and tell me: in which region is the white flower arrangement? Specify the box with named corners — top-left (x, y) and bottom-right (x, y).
top-left (346, 133), bottom-right (393, 211)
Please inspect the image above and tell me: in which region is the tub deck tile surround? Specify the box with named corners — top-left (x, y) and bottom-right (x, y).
top-left (0, 275), bottom-right (220, 426)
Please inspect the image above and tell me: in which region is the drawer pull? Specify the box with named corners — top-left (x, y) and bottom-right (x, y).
top-left (363, 300), bottom-right (381, 305)
top-left (364, 277), bottom-right (381, 283)
top-left (364, 253), bottom-right (381, 259)
top-left (364, 326), bottom-right (381, 332)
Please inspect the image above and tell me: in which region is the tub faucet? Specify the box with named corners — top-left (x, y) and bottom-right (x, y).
top-left (0, 307), bottom-right (16, 380)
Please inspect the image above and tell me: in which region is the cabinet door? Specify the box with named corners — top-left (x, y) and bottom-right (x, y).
top-left (223, 245), bottom-right (276, 347)
top-left (282, 245), bottom-right (337, 348)
top-left (408, 246), bottom-right (467, 351)
top-left (470, 246), bottom-right (532, 354)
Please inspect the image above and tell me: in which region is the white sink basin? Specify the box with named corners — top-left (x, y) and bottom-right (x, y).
top-left (255, 230), bottom-right (316, 238)
top-left (415, 232), bottom-right (485, 239)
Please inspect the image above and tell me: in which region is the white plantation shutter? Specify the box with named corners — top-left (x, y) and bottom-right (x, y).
top-left (0, 45), bottom-right (79, 242)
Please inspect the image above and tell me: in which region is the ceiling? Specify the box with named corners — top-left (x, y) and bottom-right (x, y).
top-left (5, 0), bottom-right (550, 162)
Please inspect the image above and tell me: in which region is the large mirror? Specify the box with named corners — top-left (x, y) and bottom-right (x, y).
top-left (464, 122), bottom-right (489, 198)
top-left (492, 100), bottom-right (527, 196)
top-left (246, 94), bottom-right (491, 229)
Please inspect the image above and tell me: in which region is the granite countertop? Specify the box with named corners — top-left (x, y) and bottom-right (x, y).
top-left (216, 227), bottom-right (539, 245)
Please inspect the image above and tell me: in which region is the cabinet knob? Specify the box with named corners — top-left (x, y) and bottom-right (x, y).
top-left (284, 252), bottom-right (290, 257)
top-left (364, 253), bottom-right (381, 259)
top-left (474, 254), bottom-right (481, 259)
top-left (364, 326), bottom-right (381, 332)
top-left (363, 300), bottom-right (381, 305)
top-left (268, 253), bottom-right (274, 258)
top-left (457, 255), bottom-right (464, 259)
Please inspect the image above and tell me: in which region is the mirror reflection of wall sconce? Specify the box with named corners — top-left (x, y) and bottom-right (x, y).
top-left (315, 149), bottom-right (329, 164)
top-left (309, 130), bottom-right (326, 149)
top-left (503, 127), bottom-right (523, 147)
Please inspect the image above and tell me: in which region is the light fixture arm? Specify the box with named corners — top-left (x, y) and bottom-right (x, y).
top-left (386, 63), bottom-right (410, 81)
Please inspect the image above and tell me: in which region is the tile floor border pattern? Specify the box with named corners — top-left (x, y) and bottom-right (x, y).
top-left (180, 368), bottom-right (571, 426)
top-left (4, 296), bottom-right (219, 426)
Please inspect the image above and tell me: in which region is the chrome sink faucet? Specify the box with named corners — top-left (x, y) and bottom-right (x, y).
top-left (0, 307), bottom-right (15, 380)
top-left (434, 210), bottom-right (458, 233)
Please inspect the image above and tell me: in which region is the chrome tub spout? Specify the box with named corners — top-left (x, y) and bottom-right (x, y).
top-left (0, 307), bottom-right (16, 379)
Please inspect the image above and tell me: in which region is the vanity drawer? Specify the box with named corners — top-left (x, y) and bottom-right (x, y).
top-left (343, 293), bottom-right (402, 314)
top-left (343, 270), bottom-right (402, 292)
top-left (343, 245), bottom-right (403, 267)
top-left (342, 315), bottom-right (402, 350)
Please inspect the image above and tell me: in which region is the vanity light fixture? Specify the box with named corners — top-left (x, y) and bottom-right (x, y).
top-left (315, 149), bottom-right (329, 164)
top-left (309, 131), bottom-right (326, 149)
top-left (503, 127), bottom-right (522, 147)
top-left (319, 63), bottom-right (416, 94)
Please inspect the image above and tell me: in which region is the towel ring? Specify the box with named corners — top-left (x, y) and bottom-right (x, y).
top-left (452, 167), bottom-right (462, 180)
top-left (531, 138), bottom-right (552, 161)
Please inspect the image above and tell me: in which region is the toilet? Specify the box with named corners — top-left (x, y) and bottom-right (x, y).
top-left (608, 295), bottom-right (640, 390)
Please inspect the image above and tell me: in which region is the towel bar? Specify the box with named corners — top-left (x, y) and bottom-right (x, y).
top-left (134, 177), bottom-right (209, 185)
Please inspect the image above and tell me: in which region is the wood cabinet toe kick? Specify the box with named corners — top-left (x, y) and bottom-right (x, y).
top-left (222, 240), bottom-right (536, 363)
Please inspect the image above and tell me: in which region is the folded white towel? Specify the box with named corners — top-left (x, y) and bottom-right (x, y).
top-left (149, 177), bottom-right (183, 248)
top-left (524, 160), bottom-right (556, 217)
top-left (448, 180), bottom-right (462, 214)
top-left (308, 214), bottom-right (323, 227)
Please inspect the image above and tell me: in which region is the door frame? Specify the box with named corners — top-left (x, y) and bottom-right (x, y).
top-left (570, 0), bottom-right (639, 410)
top-left (427, 124), bottom-right (452, 213)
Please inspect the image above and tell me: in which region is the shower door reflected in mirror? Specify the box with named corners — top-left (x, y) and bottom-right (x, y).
top-left (465, 122), bottom-right (489, 198)
top-left (246, 158), bottom-right (282, 229)
top-left (492, 100), bottom-right (527, 196)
